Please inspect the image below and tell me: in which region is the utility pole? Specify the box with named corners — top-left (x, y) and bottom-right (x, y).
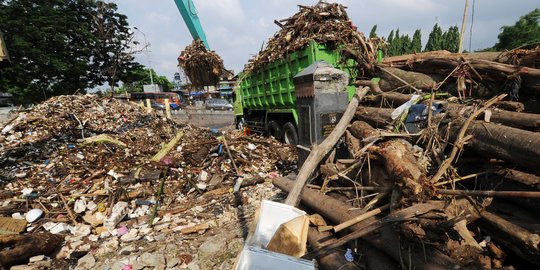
top-left (134, 27), bottom-right (155, 90)
top-left (458, 0), bottom-right (469, 53)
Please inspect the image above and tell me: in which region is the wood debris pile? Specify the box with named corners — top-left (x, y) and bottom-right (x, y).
top-left (244, 1), bottom-right (376, 73)
top-left (377, 46), bottom-right (540, 100)
top-left (178, 39), bottom-right (224, 87)
top-left (0, 95), bottom-right (296, 268)
top-left (273, 78), bottom-right (540, 269)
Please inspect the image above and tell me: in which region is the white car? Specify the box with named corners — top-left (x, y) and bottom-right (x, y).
top-left (205, 98), bottom-right (233, 111)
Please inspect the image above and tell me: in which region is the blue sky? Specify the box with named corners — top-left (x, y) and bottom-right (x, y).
top-left (114, 0), bottom-right (539, 81)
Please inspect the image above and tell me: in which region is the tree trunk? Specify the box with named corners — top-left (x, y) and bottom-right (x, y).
top-left (0, 233), bottom-right (64, 267)
top-left (273, 177), bottom-right (462, 270)
top-left (355, 106), bottom-right (540, 172)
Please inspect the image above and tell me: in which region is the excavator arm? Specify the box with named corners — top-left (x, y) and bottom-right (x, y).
top-left (173, 0), bottom-right (210, 50)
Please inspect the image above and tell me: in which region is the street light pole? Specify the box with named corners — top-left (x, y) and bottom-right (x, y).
top-left (134, 27), bottom-right (155, 89)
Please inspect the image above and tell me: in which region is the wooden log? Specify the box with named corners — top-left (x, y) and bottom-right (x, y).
top-left (449, 120), bottom-right (540, 172)
top-left (375, 139), bottom-right (432, 207)
top-left (349, 121), bottom-right (378, 142)
top-left (495, 168), bottom-right (540, 189)
top-left (479, 211), bottom-right (540, 265)
top-left (0, 233), bottom-right (64, 267)
top-left (376, 67), bottom-right (437, 92)
top-left (307, 227), bottom-right (362, 270)
top-left (273, 177), bottom-right (462, 270)
top-left (437, 189), bottom-right (540, 198)
top-left (355, 106), bottom-right (540, 171)
top-left (382, 51), bottom-right (508, 65)
top-left (354, 107), bottom-right (394, 128)
top-left (311, 203), bottom-right (440, 258)
top-left (363, 92), bottom-right (540, 130)
top-left (284, 87), bottom-right (370, 206)
top-left (333, 204), bottom-right (389, 233)
top-left (402, 58), bottom-right (540, 94)
top-left (496, 100), bottom-right (525, 112)
top-left (446, 103), bottom-right (540, 130)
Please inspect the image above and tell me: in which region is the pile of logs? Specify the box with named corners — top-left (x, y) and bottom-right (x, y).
top-left (177, 39), bottom-right (224, 87)
top-left (248, 3), bottom-right (540, 267)
top-left (274, 84), bottom-right (540, 269)
top-left (377, 47), bottom-right (540, 100)
top-left (244, 1), bottom-right (376, 73)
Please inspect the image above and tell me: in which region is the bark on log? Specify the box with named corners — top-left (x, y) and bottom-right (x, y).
top-left (383, 51), bottom-right (508, 65)
top-left (495, 168), bottom-right (540, 189)
top-left (496, 101), bottom-right (525, 112)
top-left (0, 233), bottom-right (64, 267)
top-left (446, 103), bottom-right (540, 130)
top-left (355, 106), bottom-right (540, 171)
top-left (403, 58), bottom-right (540, 94)
top-left (307, 227), bottom-right (362, 270)
top-left (285, 87), bottom-right (370, 206)
top-left (363, 92), bottom-right (540, 130)
top-left (478, 211), bottom-right (540, 265)
top-left (273, 177), bottom-right (462, 270)
top-left (449, 120), bottom-right (540, 172)
top-left (377, 67), bottom-right (437, 92)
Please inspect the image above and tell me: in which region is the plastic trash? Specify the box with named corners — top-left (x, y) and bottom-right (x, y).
top-left (344, 248), bottom-right (354, 262)
top-left (25, 208), bottom-right (44, 223)
top-left (104, 201), bottom-right (129, 229)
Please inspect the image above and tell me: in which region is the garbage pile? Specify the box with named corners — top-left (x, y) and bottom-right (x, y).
top-left (178, 39), bottom-right (224, 87)
top-left (0, 94), bottom-right (296, 269)
top-left (244, 1), bottom-right (376, 73)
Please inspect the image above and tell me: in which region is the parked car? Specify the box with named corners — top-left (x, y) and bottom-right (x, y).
top-left (205, 98), bottom-right (233, 111)
top-left (150, 100), bottom-right (165, 110)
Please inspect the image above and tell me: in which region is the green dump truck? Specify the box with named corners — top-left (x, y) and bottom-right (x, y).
top-left (233, 41), bottom-right (359, 144)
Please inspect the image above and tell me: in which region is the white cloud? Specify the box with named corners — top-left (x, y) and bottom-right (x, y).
top-left (196, 0), bottom-right (245, 22)
top-left (115, 0), bottom-right (540, 81)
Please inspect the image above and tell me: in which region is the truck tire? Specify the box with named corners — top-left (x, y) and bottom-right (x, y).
top-left (267, 121), bottom-right (282, 141)
top-left (282, 122), bottom-right (298, 145)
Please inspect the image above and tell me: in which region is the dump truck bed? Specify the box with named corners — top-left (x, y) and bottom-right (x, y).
top-left (239, 41), bottom-right (358, 111)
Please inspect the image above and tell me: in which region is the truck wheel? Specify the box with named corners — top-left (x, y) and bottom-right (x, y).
top-left (282, 122), bottom-right (298, 145)
top-left (267, 121), bottom-right (282, 141)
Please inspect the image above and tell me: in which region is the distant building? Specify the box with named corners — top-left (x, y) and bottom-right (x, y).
top-left (218, 69), bottom-right (236, 100)
top-left (143, 84), bottom-right (163, 92)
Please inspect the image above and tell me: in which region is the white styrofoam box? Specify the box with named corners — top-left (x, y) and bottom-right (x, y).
top-left (247, 200), bottom-right (306, 248)
top-left (234, 246), bottom-right (315, 270)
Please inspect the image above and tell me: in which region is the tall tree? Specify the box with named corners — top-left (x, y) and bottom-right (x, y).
top-left (0, 0), bottom-right (140, 104)
top-left (392, 29), bottom-right (403, 56)
top-left (443, 26), bottom-right (460, 53)
top-left (411, 29), bottom-right (422, 53)
top-left (369, 25), bottom-right (378, 38)
top-left (385, 30), bottom-right (394, 57)
top-left (89, 1), bottom-right (141, 92)
top-left (424, 23), bottom-right (443, 51)
top-left (494, 8), bottom-right (540, 50)
top-left (119, 66), bottom-right (174, 93)
top-left (401, 34), bottom-right (412, 54)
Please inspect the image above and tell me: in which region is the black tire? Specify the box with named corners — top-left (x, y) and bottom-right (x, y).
top-left (282, 122), bottom-right (298, 145)
top-left (267, 120), bottom-right (282, 141)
